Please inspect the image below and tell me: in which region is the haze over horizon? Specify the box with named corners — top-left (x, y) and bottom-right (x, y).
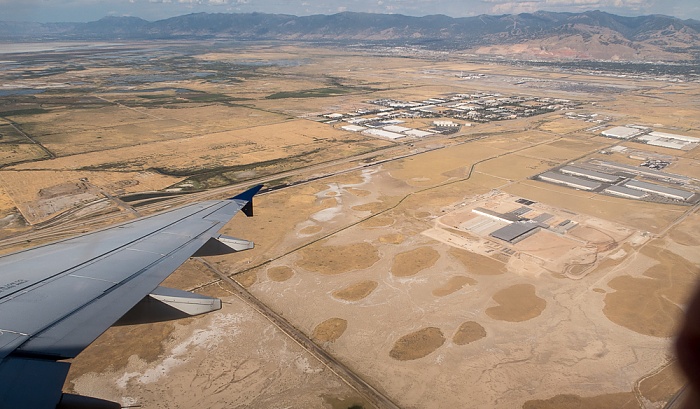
top-left (2, 0), bottom-right (699, 23)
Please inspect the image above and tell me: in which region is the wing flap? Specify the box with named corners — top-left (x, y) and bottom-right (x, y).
top-left (0, 275), bottom-right (119, 339)
top-left (0, 185), bottom-right (262, 404)
top-left (149, 286), bottom-right (222, 315)
top-left (17, 234), bottom-right (212, 359)
top-left (0, 200), bottom-right (226, 300)
top-left (0, 357), bottom-right (69, 408)
top-left (192, 235), bottom-right (254, 257)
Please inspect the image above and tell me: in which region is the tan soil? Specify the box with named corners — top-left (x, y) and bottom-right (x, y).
top-left (568, 225), bottom-right (615, 250)
top-left (332, 280), bottom-right (379, 302)
top-left (234, 269), bottom-right (258, 288)
top-left (486, 284), bottom-right (546, 322)
top-left (346, 188), bottom-right (371, 197)
top-left (391, 246), bottom-right (440, 277)
top-left (449, 247), bottom-right (507, 275)
top-left (297, 241), bottom-right (379, 275)
top-left (452, 321), bottom-right (486, 345)
top-left (432, 276), bottom-right (476, 297)
top-left (537, 118), bottom-right (589, 134)
top-left (522, 392), bottom-right (638, 409)
top-left (638, 362), bottom-right (687, 403)
top-left (299, 225), bottom-right (323, 235)
top-left (351, 201), bottom-right (386, 213)
top-left (322, 395), bottom-right (372, 409)
top-left (389, 327), bottom-right (446, 361)
top-left (312, 318), bottom-right (347, 343)
top-left (668, 229), bottom-right (700, 246)
top-left (603, 244), bottom-right (698, 337)
top-left (476, 154), bottom-right (558, 180)
top-left (65, 320), bottom-right (179, 387)
top-left (329, 173), bottom-right (365, 185)
top-left (378, 233), bottom-right (405, 244)
top-left (160, 259), bottom-right (220, 290)
top-left (362, 216), bottom-right (394, 228)
top-left (267, 266), bottom-right (294, 282)
top-left (667, 213), bottom-right (700, 246)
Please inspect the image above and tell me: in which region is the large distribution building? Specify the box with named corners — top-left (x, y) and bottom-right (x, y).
top-left (637, 131), bottom-right (700, 150)
top-left (592, 160), bottom-right (689, 183)
top-left (490, 221), bottom-right (541, 243)
top-left (538, 172), bottom-right (601, 190)
top-left (362, 128), bottom-right (405, 140)
top-left (601, 126), bottom-right (642, 139)
top-left (624, 180), bottom-right (694, 201)
top-left (559, 165), bottom-right (619, 183)
top-left (604, 185), bottom-right (648, 199)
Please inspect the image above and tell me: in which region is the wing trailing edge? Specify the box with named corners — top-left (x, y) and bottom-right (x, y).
top-left (0, 184), bottom-right (263, 408)
top-left (193, 234), bottom-right (254, 257)
top-left (231, 184), bottom-right (263, 217)
top-left (116, 286), bottom-right (222, 326)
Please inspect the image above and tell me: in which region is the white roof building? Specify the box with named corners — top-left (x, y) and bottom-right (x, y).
top-left (405, 129), bottom-right (434, 138)
top-left (341, 125), bottom-right (366, 132)
top-left (383, 125), bottom-right (411, 133)
top-left (637, 131), bottom-right (700, 150)
top-left (604, 185), bottom-right (647, 199)
top-left (362, 129), bottom-right (405, 140)
top-left (538, 172), bottom-right (601, 190)
top-left (560, 166), bottom-right (619, 183)
top-left (624, 180), bottom-right (694, 201)
top-left (433, 120), bottom-right (460, 127)
top-left (601, 126), bottom-right (642, 139)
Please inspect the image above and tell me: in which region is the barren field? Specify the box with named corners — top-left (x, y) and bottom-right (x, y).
top-left (2, 41), bottom-right (699, 409)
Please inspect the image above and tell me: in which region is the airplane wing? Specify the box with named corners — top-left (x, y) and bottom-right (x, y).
top-left (0, 184), bottom-right (262, 409)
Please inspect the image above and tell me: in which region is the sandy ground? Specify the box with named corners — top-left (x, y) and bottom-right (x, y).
top-left (2, 43), bottom-right (698, 409)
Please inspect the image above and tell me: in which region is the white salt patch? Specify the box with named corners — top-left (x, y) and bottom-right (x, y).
top-left (116, 313), bottom-right (246, 388)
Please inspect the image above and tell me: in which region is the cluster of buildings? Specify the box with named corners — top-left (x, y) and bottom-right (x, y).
top-left (600, 126), bottom-right (700, 151)
top-left (320, 92), bottom-right (578, 141)
top-left (472, 206), bottom-right (545, 244)
top-left (341, 120), bottom-right (438, 140)
top-left (536, 163), bottom-right (697, 203)
top-left (366, 93), bottom-right (575, 123)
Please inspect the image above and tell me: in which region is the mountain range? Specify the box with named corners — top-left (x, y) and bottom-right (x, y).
top-left (2, 11), bottom-right (699, 61)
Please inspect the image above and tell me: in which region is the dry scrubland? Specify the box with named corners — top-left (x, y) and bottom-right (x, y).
top-left (1, 42), bottom-right (699, 408)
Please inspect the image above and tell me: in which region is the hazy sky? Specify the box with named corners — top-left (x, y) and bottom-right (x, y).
top-left (2, 0), bottom-right (699, 23)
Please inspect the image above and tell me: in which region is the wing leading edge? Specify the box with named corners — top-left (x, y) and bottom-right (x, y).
top-left (0, 184), bottom-right (262, 409)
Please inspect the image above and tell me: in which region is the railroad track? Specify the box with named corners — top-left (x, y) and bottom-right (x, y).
top-left (196, 257), bottom-right (402, 409)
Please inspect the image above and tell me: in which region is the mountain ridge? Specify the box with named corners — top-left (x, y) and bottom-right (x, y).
top-left (1, 10), bottom-right (698, 61)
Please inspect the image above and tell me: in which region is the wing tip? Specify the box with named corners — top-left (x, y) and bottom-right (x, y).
top-left (230, 184), bottom-right (264, 202)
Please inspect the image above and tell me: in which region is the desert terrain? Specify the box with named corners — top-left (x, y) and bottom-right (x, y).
top-left (1, 41), bottom-right (698, 408)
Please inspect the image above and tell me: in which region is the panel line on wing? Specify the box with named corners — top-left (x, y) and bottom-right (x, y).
top-left (0, 201), bottom-right (229, 302)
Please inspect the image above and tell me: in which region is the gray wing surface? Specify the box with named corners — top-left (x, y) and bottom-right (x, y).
top-left (0, 185), bottom-right (262, 408)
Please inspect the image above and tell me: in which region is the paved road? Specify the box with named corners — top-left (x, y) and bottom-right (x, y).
top-left (0, 141), bottom-right (437, 251)
top-left (5, 118), bottom-right (56, 159)
top-left (196, 257), bottom-right (402, 409)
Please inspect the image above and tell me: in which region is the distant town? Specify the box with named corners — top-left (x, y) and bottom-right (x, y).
top-left (318, 92), bottom-right (578, 140)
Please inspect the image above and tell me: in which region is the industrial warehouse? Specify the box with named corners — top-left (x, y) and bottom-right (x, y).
top-left (601, 126), bottom-right (642, 139)
top-left (537, 171), bottom-right (601, 190)
top-left (590, 160), bottom-right (690, 183)
top-left (604, 185), bottom-right (648, 199)
top-left (559, 165), bottom-right (619, 183)
top-left (470, 206), bottom-right (547, 244)
top-left (489, 221), bottom-right (541, 244)
top-left (637, 131), bottom-right (700, 150)
top-left (536, 161), bottom-right (698, 203)
top-left (600, 125), bottom-right (700, 150)
top-left (624, 180), bottom-right (695, 201)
